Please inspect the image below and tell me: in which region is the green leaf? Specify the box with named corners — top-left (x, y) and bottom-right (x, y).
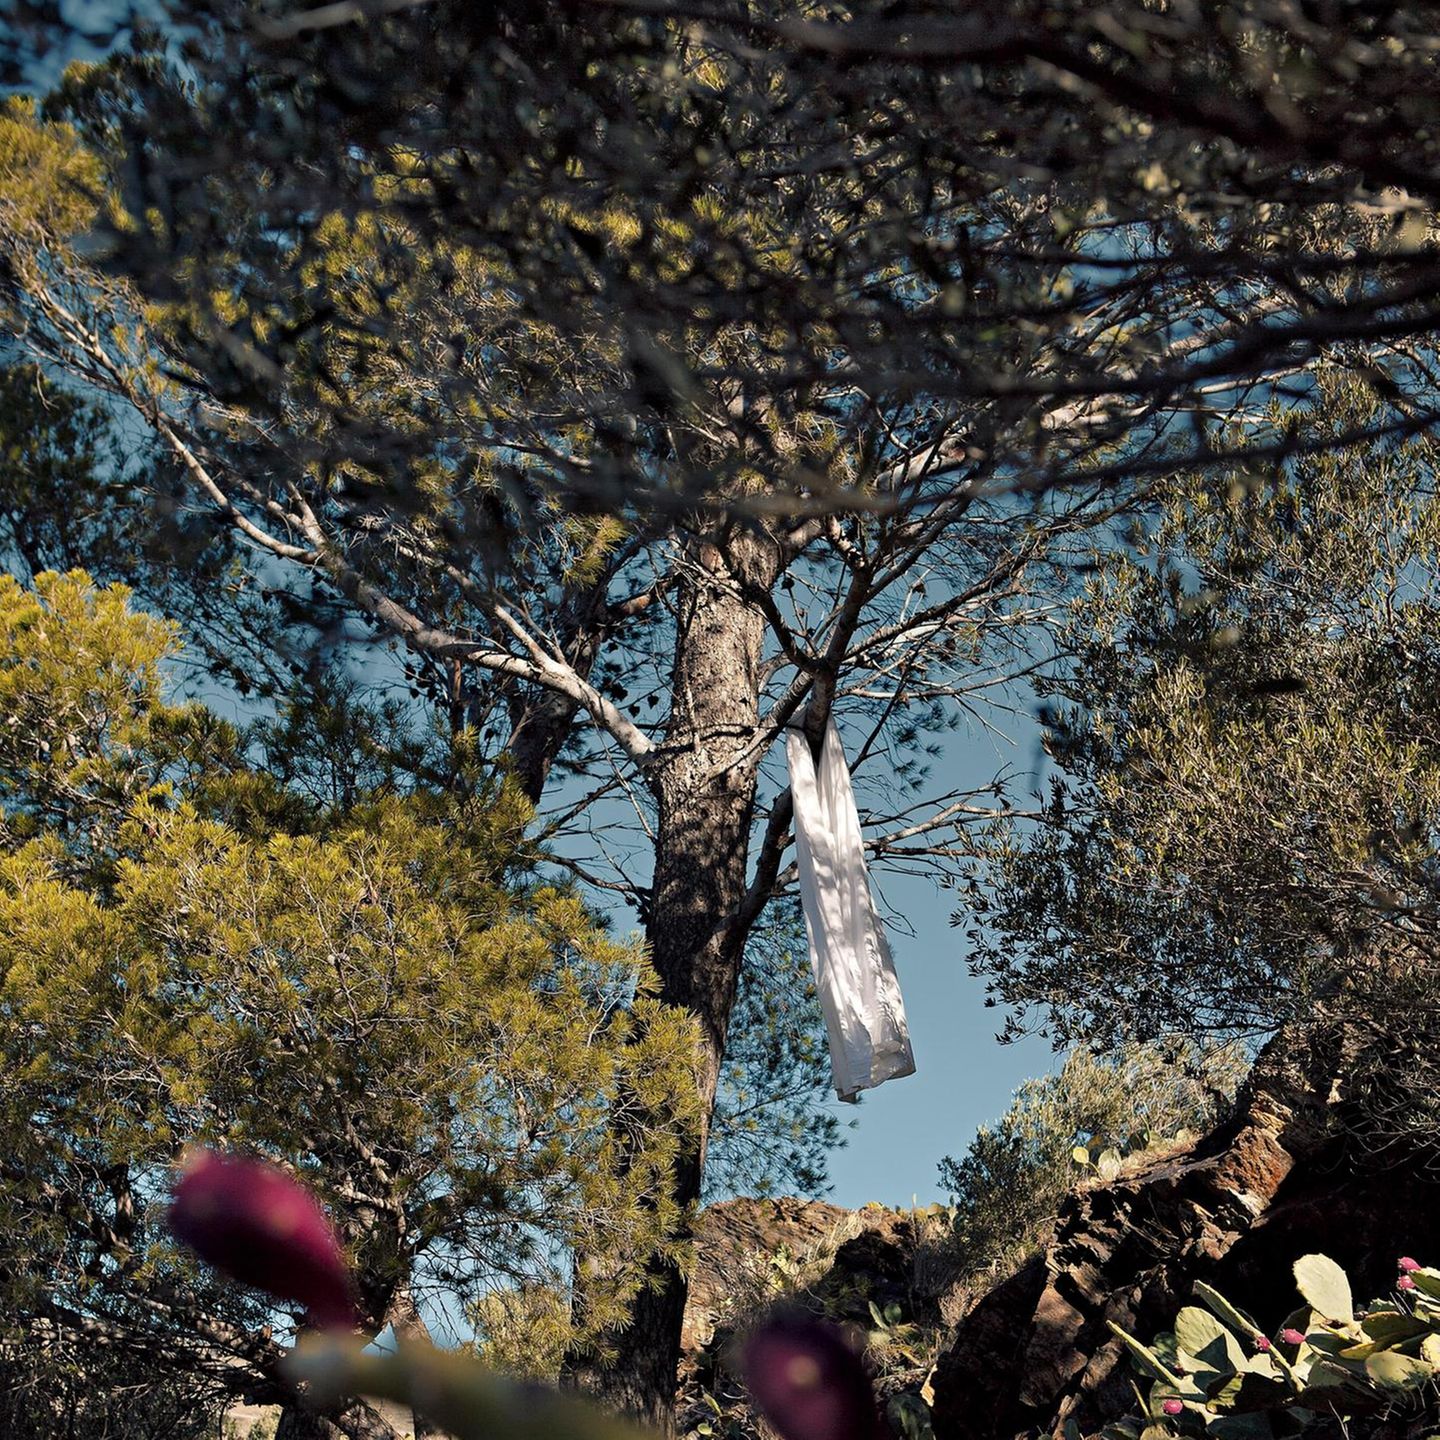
top-left (1205, 1371), bottom-right (1290, 1413)
top-left (1173, 1305), bottom-right (1226, 1353)
top-left (1292, 1255), bottom-right (1353, 1324)
top-left (1149, 1331), bottom-right (1183, 1372)
top-left (1364, 1350), bottom-right (1432, 1390)
top-left (1193, 1281), bottom-right (1262, 1340)
top-left (1107, 1321), bottom-right (1183, 1384)
top-left (1174, 1306), bottom-right (1242, 1373)
top-left (1406, 1267), bottom-right (1440, 1302)
top-left (1292, 1360), bottom-right (1385, 1415)
top-left (1357, 1311), bottom-right (1427, 1346)
top-left (1072, 1145), bottom-right (1093, 1167)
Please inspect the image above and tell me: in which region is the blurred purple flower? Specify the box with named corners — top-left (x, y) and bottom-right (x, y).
top-left (743, 1312), bottom-right (881, 1440)
top-left (1161, 1399), bottom-right (1184, 1417)
top-left (168, 1148), bottom-right (357, 1330)
top-left (1399, 1257), bottom-right (1421, 1274)
top-left (1280, 1328), bottom-right (1305, 1346)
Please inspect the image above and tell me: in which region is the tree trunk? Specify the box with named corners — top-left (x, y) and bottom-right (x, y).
top-left (929, 1022), bottom-right (1440, 1440)
top-left (565, 528), bottom-right (779, 1428)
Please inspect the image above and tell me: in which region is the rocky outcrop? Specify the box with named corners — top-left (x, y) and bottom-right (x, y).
top-left (809, 1209), bottom-right (946, 1332)
top-left (684, 1197), bottom-right (853, 1353)
top-left (683, 1196), bottom-right (950, 1359)
top-left (678, 1193), bottom-right (953, 1430)
top-left (928, 1025), bottom-right (1440, 1440)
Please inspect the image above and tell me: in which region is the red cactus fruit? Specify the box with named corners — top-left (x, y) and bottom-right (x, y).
top-left (743, 1312), bottom-right (882, 1440)
top-left (168, 1148), bottom-right (357, 1330)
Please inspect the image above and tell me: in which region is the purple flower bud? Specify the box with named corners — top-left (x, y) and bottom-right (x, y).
top-left (1252, 1334), bottom-right (1271, 1352)
top-left (1398, 1274), bottom-right (1417, 1291)
top-left (743, 1312), bottom-right (881, 1440)
top-left (1162, 1399), bottom-right (1184, 1417)
top-left (1399, 1257), bottom-right (1421, 1274)
top-left (1280, 1328), bottom-right (1305, 1346)
top-left (169, 1149), bottom-right (357, 1330)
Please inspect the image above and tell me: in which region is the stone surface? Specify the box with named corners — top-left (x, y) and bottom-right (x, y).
top-left (811, 1211), bottom-right (943, 1331)
top-left (683, 1196), bottom-right (853, 1353)
top-left (928, 1025), bottom-right (1440, 1440)
top-left (227, 1398), bottom-right (415, 1438)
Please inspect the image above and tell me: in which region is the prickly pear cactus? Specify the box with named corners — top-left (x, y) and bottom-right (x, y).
top-left (1101, 1255), bottom-right (1440, 1440)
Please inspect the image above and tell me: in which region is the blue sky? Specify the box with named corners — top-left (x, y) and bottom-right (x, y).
top-left (541, 696), bottom-right (1064, 1212)
top-left (530, 689), bottom-right (1066, 1211)
top-left (520, 633), bottom-right (1071, 1211)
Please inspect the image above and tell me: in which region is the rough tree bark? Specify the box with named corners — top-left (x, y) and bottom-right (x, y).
top-left (566, 526), bottom-right (781, 1428)
top-left (930, 1023), bottom-right (1440, 1440)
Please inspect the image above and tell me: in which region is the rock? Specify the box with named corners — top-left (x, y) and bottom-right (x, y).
top-left (677, 1195), bottom-right (950, 1440)
top-left (928, 1024), bottom-right (1440, 1440)
top-left (683, 1197), bottom-right (852, 1353)
top-left (683, 1198), bottom-right (949, 1357)
top-left (811, 1211), bottom-right (943, 1332)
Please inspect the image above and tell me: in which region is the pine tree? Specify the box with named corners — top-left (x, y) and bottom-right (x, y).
top-left (929, 377), bottom-right (1440, 1438)
top-left (0, 571), bottom-right (701, 1437)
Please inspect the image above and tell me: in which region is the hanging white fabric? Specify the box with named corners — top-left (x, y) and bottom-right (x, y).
top-left (786, 719), bottom-right (916, 1103)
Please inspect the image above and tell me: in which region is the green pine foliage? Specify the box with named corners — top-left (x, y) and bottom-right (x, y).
top-left (0, 363), bottom-right (132, 583)
top-left (0, 572), bottom-right (701, 1398)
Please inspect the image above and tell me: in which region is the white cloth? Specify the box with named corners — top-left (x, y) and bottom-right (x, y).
top-left (786, 720), bottom-right (915, 1103)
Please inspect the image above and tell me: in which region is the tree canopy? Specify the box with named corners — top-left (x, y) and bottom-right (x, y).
top-left (6, 0), bottom-right (1440, 1421)
top-left (0, 570), bottom-right (701, 1426)
top-left (6, 1), bottom-right (1440, 513)
top-left (964, 373), bottom-right (1440, 1152)
top-left (939, 1039), bottom-right (1248, 1292)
